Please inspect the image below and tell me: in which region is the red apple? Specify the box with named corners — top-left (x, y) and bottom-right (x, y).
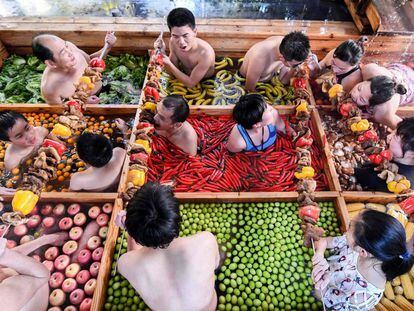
top-left (98, 226), bottom-right (108, 239)
top-left (48, 307), bottom-right (62, 311)
top-left (84, 278), bottom-right (97, 295)
top-left (63, 240), bottom-right (78, 255)
top-left (49, 289), bottom-right (66, 306)
top-left (29, 205), bottom-right (38, 216)
top-left (63, 307), bottom-right (77, 311)
top-left (59, 217), bottom-right (73, 230)
top-left (65, 263), bottom-right (81, 278)
top-left (43, 217), bottom-right (55, 228)
top-left (89, 262), bottom-right (100, 277)
top-left (68, 203), bottom-right (81, 216)
top-left (6, 240), bottom-right (16, 248)
top-left (45, 246), bottom-right (60, 261)
top-left (20, 234), bottom-right (34, 244)
top-left (69, 226), bottom-right (83, 241)
top-left (49, 272), bottom-right (65, 288)
top-left (75, 270), bottom-right (90, 285)
top-left (41, 204), bottom-right (53, 216)
top-left (102, 203), bottom-right (113, 214)
top-left (32, 254), bottom-right (41, 262)
top-left (62, 277), bottom-right (77, 293)
top-left (77, 249), bottom-right (91, 265)
top-left (13, 224), bottom-right (28, 236)
top-left (80, 298), bottom-right (92, 311)
top-left (96, 213), bottom-right (109, 227)
top-left (92, 247), bottom-right (103, 261)
top-left (74, 213), bottom-right (87, 226)
top-left (42, 260), bottom-right (55, 272)
top-left (53, 203), bottom-right (66, 216)
top-left (54, 254), bottom-right (70, 271)
top-left (87, 236), bottom-right (101, 251)
top-left (88, 206), bottom-right (101, 219)
top-left (0, 224), bottom-right (9, 237)
top-left (27, 215), bottom-right (41, 228)
top-left (70, 289), bottom-right (85, 305)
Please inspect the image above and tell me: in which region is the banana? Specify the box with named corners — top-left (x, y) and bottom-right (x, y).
top-left (216, 70), bottom-right (228, 80)
top-left (214, 59), bottom-right (228, 70)
top-left (224, 79), bottom-right (238, 88)
top-left (223, 90), bottom-right (240, 100)
top-left (220, 72), bottom-right (233, 83)
top-left (194, 89), bottom-right (206, 100)
top-left (172, 85), bottom-right (187, 93)
top-left (206, 89), bottom-right (222, 97)
top-left (225, 57), bottom-right (234, 67)
top-left (234, 73), bottom-right (246, 82)
top-left (187, 99), bottom-right (194, 105)
top-left (257, 84), bottom-right (274, 93)
top-left (185, 92), bottom-right (202, 99)
top-left (212, 97), bottom-right (223, 105)
top-left (203, 98), bottom-right (213, 105)
top-left (238, 57), bottom-right (244, 65)
top-left (171, 91), bottom-right (187, 96)
top-left (214, 58), bottom-right (227, 67)
top-left (195, 99), bottom-right (206, 105)
top-left (265, 90), bottom-right (275, 102)
top-left (273, 86), bottom-right (282, 100)
top-left (233, 85), bottom-right (246, 96)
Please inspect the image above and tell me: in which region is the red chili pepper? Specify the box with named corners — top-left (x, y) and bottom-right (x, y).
top-left (400, 197), bottom-right (414, 215)
top-left (357, 130), bottom-right (379, 143)
top-left (298, 205), bottom-right (321, 223)
top-left (380, 149), bottom-right (392, 161)
top-left (292, 77), bottom-right (306, 89)
top-left (295, 136), bottom-right (313, 148)
top-left (89, 57), bottom-right (106, 70)
top-left (368, 154), bottom-right (383, 165)
top-left (42, 139), bottom-right (66, 156)
top-left (155, 54), bottom-right (164, 66)
top-left (144, 86), bottom-right (160, 101)
top-left (130, 152), bottom-right (149, 165)
top-left (339, 102), bottom-right (357, 118)
top-left (66, 100), bottom-right (82, 112)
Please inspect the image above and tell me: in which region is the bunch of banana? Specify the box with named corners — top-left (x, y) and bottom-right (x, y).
top-left (214, 57), bottom-right (234, 70)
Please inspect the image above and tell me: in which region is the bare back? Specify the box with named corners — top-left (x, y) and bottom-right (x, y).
top-left (118, 232), bottom-right (219, 311)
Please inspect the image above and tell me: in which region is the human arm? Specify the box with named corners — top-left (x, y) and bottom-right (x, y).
top-left (0, 187), bottom-right (16, 196)
top-left (278, 65), bottom-right (296, 85)
top-left (244, 58), bottom-right (267, 92)
top-left (317, 49), bottom-right (334, 74)
top-left (69, 173), bottom-right (84, 191)
top-left (226, 126), bottom-right (246, 153)
top-left (373, 100), bottom-right (402, 130)
top-left (272, 108), bottom-right (286, 134)
top-left (89, 32), bottom-right (117, 59)
top-left (13, 233), bottom-right (67, 256)
top-left (42, 87), bottom-right (63, 105)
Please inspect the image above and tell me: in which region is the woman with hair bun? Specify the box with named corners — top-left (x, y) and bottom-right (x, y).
top-left (318, 36), bottom-right (367, 92)
top-left (350, 62), bottom-right (414, 129)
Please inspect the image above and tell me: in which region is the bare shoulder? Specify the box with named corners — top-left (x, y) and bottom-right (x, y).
top-left (193, 231), bottom-right (218, 247)
top-left (113, 147), bottom-right (127, 158)
top-left (197, 39), bottom-right (215, 60)
top-left (118, 251), bottom-right (141, 276)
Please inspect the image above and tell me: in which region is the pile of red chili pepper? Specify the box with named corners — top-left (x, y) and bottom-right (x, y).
top-left (147, 115), bottom-right (328, 192)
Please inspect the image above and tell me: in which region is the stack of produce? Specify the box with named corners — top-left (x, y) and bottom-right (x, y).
top-left (346, 202), bottom-right (414, 310)
top-left (0, 201), bottom-right (113, 311)
top-left (147, 114), bottom-right (328, 192)
top-left (0, 54), bottom-right (45, 103)
top-left (159, 57), bottom-right (296, 106)
top-left (104, 201), bottom-right (341, 311)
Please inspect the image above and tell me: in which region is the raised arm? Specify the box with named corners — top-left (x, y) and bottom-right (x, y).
top-left (89, 32), bottom-right (117, 59)
top-left (244, 58), bottom-right (266, 92)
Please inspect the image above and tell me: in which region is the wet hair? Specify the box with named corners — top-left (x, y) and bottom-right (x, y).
top-left (369, 75), bottom-right (407, 106)
top-left (0, 111), bottom-right (27, 141)
top-left (167, 8), bottom-right (196, 30)
top-left (233, 94), bottom-right (267, 129)
top-left (125, 182), bottom-right (181, 248)
top-left (279, 31), bottom-right (310, 62)
top-left (353, 209), bottom-right (414, 281)
top-left (396, 117), bottom-right (414, 154)
top-left (334, 36), bottom-right (367, 66)
top-left (76, 133), bottom-right (113, 168)
top-left (32, 34), bottom-right (55, 62)
top-left (162, 95), bottom-right (190, 123)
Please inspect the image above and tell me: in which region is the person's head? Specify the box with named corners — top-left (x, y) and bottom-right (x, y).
top-left (346, 209), bottom-right (414, 281)
top-left (331, 37), bottom-right (366, 75)
top-left (167, 8), bottom-right (197, 52)
top-left (154, 95), bottom-right (189, 131)
top-left (125, 182), bottom-right (181, 248)
top-left (387, 118), bottom-right (414, 161)
top-left (32, 34), bottom-right (77, 70)
top-left (76, 133), bottom-right (113, 168)
top-left (351, 75), bottom-right (407, 107)
top-left (279, 31), bottom-right (310, 68)
top-left (0, 111), bottom-right (37, 147)
top-left (233, 94), bottom-right (274, 129)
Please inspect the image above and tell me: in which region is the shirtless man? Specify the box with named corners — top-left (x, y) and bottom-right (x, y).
top-left (69, 132), bottom-right (126, 191)
top-left (117, 182), bottom-right (219, 311)
top-left (0, 233), bottom-right (66, 311)
top-left (153, 95), bottom-right (198, 156)
top-left (32, 32), bottom-right (116, 105)
top-left (156, 8), bottom-right (215, 88)
top-left (240, 31), bottom-right (312, 91)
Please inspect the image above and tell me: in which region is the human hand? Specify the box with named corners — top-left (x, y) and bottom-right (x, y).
top-left (115, 118), bottom-right (128, 134)
top-left (86, 95), bottom-right (101, 105)
top-left (0, 187), bottom-right (16, 196)
top-left (49, 232), bottom-right (69, 246)
top-left (115, 210), bottom-right (127, 229)
top-left (162, 54), bottom-right (172, 67)
top-left (105, 31), bottom-right (117, 47)
top-left (314, 270), bottom-right (330, 291)
top-left (312, 258), bottom-right (329, 284)
top-left (154, 37), bottom-right (166, 52)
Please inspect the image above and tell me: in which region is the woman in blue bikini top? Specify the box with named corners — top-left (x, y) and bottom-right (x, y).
top-left (226, 94), bottom-right (287, 153)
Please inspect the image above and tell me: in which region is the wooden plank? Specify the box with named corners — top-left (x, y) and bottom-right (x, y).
top-left (344, 0), bottom-right (371, 33)
top-left (310, 109), bottom-right (342, 192)
top-left (335, 196), bottom-right (350, 233)
top-left (91, 198), bottom-right (123, 311)
top-left (0, 104), bottom-right (139, 115)
top-left (0, 39), bottom-right (8, 68)
top-left (366, 2), bottom-right (381, 33)
top-left (342, 191), bottom-right (398, 203)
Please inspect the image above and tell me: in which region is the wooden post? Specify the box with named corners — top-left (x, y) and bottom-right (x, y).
top-left (0, 39), bottom-right (9, 68)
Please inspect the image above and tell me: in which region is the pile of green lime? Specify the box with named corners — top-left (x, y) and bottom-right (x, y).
top-left (104, 201), bottom-right (341, 311)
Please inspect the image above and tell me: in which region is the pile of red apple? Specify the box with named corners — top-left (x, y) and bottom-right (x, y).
top-left (0, 201), bottom-right (113, 311)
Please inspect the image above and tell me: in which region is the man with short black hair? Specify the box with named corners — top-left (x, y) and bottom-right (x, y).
top-left (153, 95), bottom-right (198, 156)
top-left (155, 8), bottom-right (215, 88)
top-left (69, 132), bottom-right (126, 191)
top-left (240, 31), bottom-right (312, 90)
top-left (32, 32), bottom-right (116, 105)
top-left (117, 182), bottom-right (219, 311)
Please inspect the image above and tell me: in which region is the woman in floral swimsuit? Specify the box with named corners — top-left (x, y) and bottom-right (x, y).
top-left (312, 209), bottom-right (414, 310)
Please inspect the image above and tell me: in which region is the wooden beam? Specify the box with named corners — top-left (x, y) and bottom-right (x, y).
top-left (341, 191), bottom-right (398, 203)
top-left (335, 196), bottom-right (350, 233)
top-left (0, 104), bottom-right (139, 115)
